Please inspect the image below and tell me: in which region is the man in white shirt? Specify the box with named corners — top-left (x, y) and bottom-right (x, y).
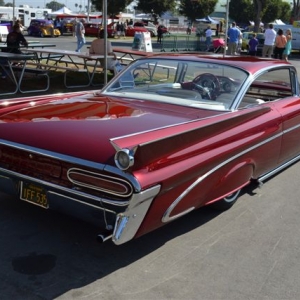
top-left (75, 19), bottom-right (86, 52)
top-left (205, 25), bottom-right (213, 51)
top-left (262, 24), bottom-right (277, 57)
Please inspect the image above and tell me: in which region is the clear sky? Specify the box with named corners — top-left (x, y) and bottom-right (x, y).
top-left (12, 1), bottom-right (136, 12)
top-left (13, 1), bottom-right (88, 11)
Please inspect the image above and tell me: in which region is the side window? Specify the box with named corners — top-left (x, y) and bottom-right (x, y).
top-left (239, 68), bottom-right (293, 108)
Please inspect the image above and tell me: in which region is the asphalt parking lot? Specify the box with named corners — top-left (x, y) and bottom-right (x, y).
top-left (1, 36), bottom-right (300, 300)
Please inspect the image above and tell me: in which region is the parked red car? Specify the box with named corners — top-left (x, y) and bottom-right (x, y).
top-left (84, 22), bottom-right (101, 37)
top-left (108, 22), bottom-right (149, 37)
top-left (158, 25), bottom-right (170, 35)
top-left (84, 23), bottom-right (115, 38)
top-left (0, 54), bottom-right (299, 245)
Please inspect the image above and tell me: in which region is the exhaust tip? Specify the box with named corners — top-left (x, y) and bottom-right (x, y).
top-left (97, 233), bottom-right (113, 243)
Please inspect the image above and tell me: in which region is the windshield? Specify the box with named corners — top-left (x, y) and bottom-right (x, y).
top-left (103, 58), bottom-right (248, 111)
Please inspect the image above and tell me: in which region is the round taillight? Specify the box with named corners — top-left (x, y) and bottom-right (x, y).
top-left (115, 149), bottom-right (134, 170)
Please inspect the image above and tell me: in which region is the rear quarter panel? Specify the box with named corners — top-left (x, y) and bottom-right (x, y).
top-left (130, 105), bottom-right (284, 237)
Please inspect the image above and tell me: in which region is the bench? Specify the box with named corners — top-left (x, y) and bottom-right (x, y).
top-left (26, 61), bottom-right (91, 88)
top-left (6, 65), bottom-right (50, 93)
top-left (43, 58), bottom-right (119, 86)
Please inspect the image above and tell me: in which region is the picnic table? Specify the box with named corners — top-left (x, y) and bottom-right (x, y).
top-left (113, 47), bottom-right (151, 65)
top-left (27, 48), bottom-right (114, 88)
top-left (0, 43), bottom-right (56, 52)
top-left (0, 51), bottom-right (49, 96)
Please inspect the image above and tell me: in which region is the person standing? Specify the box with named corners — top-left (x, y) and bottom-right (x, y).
top-left (227, 22), bottom-right (242, 55)
top-left (283, 29), bottom-right (292, 61)
top-left (120, 22), bottom-right (126, 39)
top-left (248, 33), bottom-right (259, 56)
top-left (262, 23), bottom-right (276, 58)
top-left (157, 24), bottom-right (163, 43)
top-left (72, 18), bottom-right (78, 37)
top-left (54, 17), bottom-right (62, 34)
top-left (75, 18), bottom-right (85, 52)
top-left (116, 22), bottom-right (121, 39)
top-left (205, 25), bottom-right (213, 51)
top-left (186, 24), bottom-right (191, 35)
top-left (273, 29), bottom-right (287, 60)
top-left (123, 21), bottom-right (128, 38)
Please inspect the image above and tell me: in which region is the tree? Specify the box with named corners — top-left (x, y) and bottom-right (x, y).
top-left (91, 0), bottom-right (132, 18)
top-left (291, 0), bottom-right (300, 21)
top-left (79, 4), bottom-right (82, 12)
top-left (179, 0), bottom-right (218, 23)
top-left (5, 2), bottom-right (13, 6)
top-left (228, 0), bottom-right (292, 32)
top-left (136, 0), bottom-right (176, 17)
top-left (229, 0), bottom-right (254, 25)
top-left (252, 0), bottom-right (291, 31)
top-left (45, 1), bottom-right (65, 11)
top-left (0, 0), bottom-right (4, 6)
top-left (277, 1), bottom-right (293, 23)
top-left (262, 0), bottom-right (291, 23)
top-left (75, 3), bottom-right (78, 11)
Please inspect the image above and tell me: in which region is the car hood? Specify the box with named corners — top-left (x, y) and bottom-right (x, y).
top-left (0, 92), bottom-right (223, 165)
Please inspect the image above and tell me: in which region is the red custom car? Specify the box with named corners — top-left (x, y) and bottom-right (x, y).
top-left (83, 22), bottom-right (116, 38)
top-left (0, 54), bottom-right (300, 245)
top-left (108, 22), bottom-right (149, 37)
top-left (83, 22), bottom-right (101, 37)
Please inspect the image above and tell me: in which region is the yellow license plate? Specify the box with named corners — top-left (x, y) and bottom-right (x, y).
top-left (20, 182), bottom-right (48, 208)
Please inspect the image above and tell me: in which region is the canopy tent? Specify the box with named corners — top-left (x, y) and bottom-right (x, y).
top-left (50, 7), bottom-right (74, 16)
top-left (249, 21), bottom-right (264, 26)
top-left (196, 16), bottom-right (219, 24)
top-left (135, 13), bottom-right (151, 20)
top-left (161, 12), bottom-right (174, 20)
top-left (270, 19), bottom-right (286, 25)
top-left (48, 8), bottom-right (102, 19)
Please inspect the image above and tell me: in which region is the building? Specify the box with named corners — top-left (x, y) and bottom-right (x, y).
top-left (0, 5), bottom-right (52, 27)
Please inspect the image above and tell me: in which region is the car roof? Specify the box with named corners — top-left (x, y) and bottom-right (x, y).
top-left (31, 19), bottom-right (50, 23)
top-left (140, 54), bottom-right (291, 75)
top-left (243, 31), bottom-right (264, 37)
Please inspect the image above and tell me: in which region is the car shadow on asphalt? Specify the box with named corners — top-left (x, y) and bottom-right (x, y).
top-left (0, 181), bottom-right (259, 298)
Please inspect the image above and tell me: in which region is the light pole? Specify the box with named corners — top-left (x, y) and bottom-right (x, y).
top-left (223, 0), bottom-right (229, 57)
top-left (87, 0), bottom-right (90, 22)
top-left (13, 0), bottom-right (15, 25)
top-left (103, 0), bottom-right (108, 85)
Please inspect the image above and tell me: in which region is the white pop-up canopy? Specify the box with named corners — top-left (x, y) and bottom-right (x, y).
top-left (50, 7), bottom-right (74, 16)
top-left (196, 16), bottom-right (219, 24)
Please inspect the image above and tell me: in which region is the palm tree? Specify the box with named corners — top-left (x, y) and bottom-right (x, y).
top-left (79, 4), bottom-right (82, 12)
top-left (75, 3), bottom-right (78, 11)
